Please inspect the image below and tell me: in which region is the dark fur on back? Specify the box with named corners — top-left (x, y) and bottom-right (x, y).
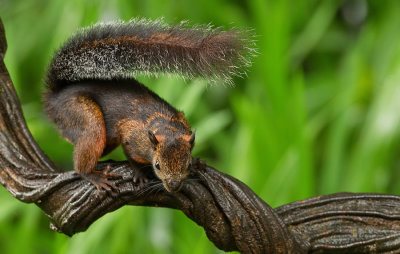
top-left (46, 18), bottom-right (256, 92)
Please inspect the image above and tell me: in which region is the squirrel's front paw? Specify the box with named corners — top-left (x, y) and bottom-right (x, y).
top-left (133, 169), bottom-right (149, 188)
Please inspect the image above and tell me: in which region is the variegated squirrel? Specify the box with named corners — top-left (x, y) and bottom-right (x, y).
top-left (44, 18), bottom-right (254, 193)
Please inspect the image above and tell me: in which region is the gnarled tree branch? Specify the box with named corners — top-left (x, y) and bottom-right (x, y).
top-left (1, 18), bottom-right (400, 253)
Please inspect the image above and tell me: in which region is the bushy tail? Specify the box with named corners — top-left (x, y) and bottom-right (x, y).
top-left (46, 18), bottom-right (256, 91)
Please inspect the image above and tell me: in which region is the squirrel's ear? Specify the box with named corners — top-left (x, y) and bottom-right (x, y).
top-left (148, 131), bottom-right (159, 147)
top-left (189, 129), bottom-right (196, 148)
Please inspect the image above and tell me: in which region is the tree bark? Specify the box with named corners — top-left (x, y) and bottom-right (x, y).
top-left (1, 18), bottom-right (400, 253)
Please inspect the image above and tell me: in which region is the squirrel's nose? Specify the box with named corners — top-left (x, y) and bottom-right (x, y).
top-left (166, 180), bottom-right (183, 192)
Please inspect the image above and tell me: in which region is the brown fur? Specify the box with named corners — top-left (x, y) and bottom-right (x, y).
top-left (43, 19), bottom-right (255, 192)
top-left (44, 94), bottom-right (107, 175)
top-left (44, 79), bottom-right (194, 192)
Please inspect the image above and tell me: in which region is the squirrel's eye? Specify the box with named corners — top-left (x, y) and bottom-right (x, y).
top-left (155, 161), bottom-right (160, 170)
top-left (188, 163), bottom-right (192, 169)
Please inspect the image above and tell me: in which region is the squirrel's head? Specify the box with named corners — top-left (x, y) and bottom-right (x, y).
top-left (148, 130), bottom-right (195, 192)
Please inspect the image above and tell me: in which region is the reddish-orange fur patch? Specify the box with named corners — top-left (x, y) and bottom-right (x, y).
top-left (72, 96), bottom-right (107, 175)
top-left (155, 135), bottom-right (165, 143)
top-left (131, 154), bottom-right (151, 164)
top-left (181, 134), bottom-right (191, 142)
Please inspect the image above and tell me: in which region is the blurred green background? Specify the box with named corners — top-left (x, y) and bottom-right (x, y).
top-left (1, 0), bottom-right (400, 253)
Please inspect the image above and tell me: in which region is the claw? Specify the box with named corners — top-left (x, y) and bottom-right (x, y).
top-left (133, 169), bottom-right (149, 188)
top-left (103, 165), bottom-right (119, 179)
top-left (83, 166), bottom-right (120, 194)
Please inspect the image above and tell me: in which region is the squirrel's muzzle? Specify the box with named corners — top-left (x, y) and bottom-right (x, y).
top-left (164, 179), bottom-right (183, 192)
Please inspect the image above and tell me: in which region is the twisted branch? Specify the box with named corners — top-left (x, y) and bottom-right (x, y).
top-left (1, 18), bottom-right (400, 253)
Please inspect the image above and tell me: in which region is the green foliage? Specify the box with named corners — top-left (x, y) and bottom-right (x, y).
top-left (1, 0), bottom-right (400, 253)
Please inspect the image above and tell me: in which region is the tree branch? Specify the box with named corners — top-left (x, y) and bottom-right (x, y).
top-left (1, 18), bottom-right (400, 253)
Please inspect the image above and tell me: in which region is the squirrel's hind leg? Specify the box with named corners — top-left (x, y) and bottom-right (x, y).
top-left (52, 94), bottom-right (119, 193)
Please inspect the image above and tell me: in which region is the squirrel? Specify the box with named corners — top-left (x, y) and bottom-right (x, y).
top-left (43, 18), bottom-right (254, 193)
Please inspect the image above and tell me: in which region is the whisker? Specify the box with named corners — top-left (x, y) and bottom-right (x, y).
top-left (153, 185), bottom-right (165, 195)
top-left (153, 184), bottom-right (165, 195)
top-left (146, 183), bottom-right (164, 196)
top-left (136, 182), bottom-right (155, 196)
top-left (137, 182), bottom-right (164, 197)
